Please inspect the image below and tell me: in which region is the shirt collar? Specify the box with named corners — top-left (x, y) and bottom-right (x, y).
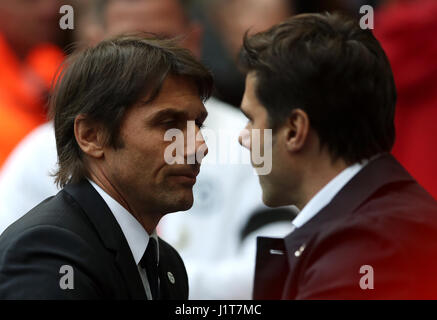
top-left (291, 159), bottom-right (369, 229)
top-left (88, 179), bottom-right (159, 265)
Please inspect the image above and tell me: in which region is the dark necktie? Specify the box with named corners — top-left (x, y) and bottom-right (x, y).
top-left (140, 237), bottom-right (159, 300)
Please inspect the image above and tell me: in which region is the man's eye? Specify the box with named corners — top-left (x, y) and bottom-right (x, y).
top-left (162, 120), bottom-right (178, 128)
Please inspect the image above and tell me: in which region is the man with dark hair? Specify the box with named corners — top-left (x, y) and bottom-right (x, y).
top-left (238, 13), bottom-right (437, 299)
top-left (0, 35), bottom-right (213, 299)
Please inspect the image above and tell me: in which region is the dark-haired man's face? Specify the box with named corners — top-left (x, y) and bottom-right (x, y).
top-left (101, 75), bottom-right (208, 221)
top-left (239, 73), bottom-right (302, 207)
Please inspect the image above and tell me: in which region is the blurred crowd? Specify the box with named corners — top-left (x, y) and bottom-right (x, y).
top-left (0, 0), bottom-right (436, 299)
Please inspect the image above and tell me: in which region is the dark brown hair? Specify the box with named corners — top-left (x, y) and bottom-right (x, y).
top-left (50, 34), bottom-right (213, 187)
top-left (239, 13), bottom-right (397, 164)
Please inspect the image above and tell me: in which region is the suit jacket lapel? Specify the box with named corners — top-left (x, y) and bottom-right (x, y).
top-left (253, 237), bottom-right (289, 299)
top-left (64, 180), bottom-right (147, 300)
top-left (281, 154), bottom-right (414, 298)
top-left (158, 264), bottom-right (175, 299)
top-left (157, 239), bottom-right (189, 300)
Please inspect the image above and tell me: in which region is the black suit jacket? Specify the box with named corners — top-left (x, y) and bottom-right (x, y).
top-left (254, 154), bottom-right (437, 299)
top-left (0, 180), bottom-right (188, 299)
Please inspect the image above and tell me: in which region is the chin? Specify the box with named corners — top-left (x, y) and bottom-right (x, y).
top-left (166, 192), bottom-right (194, 213)
top-left (262, 195), bottom-right (281, 208)
top-left (176, 198), bottom-right (194, 212)
top-left (261, 188), bottom-right (291, 208)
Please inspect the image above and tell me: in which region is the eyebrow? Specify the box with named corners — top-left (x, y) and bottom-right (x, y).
top-left (149, 108), bottom-right (208, 124)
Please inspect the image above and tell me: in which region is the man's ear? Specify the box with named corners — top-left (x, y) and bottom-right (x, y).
top-left (284, 108), bottom-right (310, 152)
top-left (74, 114), bottom-right (105, 159)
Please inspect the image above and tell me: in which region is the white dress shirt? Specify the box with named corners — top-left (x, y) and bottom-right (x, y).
top-left (291, 159), bottom-right (370, 231)
top-left (88, 180), bottom-right (159, 300)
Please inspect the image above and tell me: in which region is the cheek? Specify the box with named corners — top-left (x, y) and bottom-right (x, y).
top-left (265, 144), bottom-right (283, 179)
top-left (108, 142), bottom-right (157, 180)
top-left (118, 120), bottom-right (179, 185)
top-left (133, 135), bottom-right (171, 181)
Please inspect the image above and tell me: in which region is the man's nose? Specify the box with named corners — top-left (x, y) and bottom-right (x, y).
top-left (195, 128), bottom-right (208, 161)
top-left (186, 125), bottom-right (208, 164)
top-left (238, 127), bottom-right (251, 150)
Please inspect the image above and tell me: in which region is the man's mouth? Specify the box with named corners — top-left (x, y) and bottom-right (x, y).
top-left (168, 166), bottom-right (200, 185)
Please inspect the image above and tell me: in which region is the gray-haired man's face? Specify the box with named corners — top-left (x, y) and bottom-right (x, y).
top-left (100, 75), bottom-right (208, 218)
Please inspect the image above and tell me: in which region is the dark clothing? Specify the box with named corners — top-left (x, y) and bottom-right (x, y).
top-left (0, 180), bottom-right (188, 299)
top-left (254, 154), bottom-right (437, 299)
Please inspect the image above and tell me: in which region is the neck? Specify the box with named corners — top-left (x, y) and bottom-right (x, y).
top-left (298, 155), bottom-right (348, 209)
top-left (87, 164), bottom-right (160, 234)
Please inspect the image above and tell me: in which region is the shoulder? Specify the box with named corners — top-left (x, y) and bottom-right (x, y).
top-left (339, 178), bottom-right (437, 244)
top-left (311, 178), bottom-right (437, 262)
top-left (1, 190), bottom-right (89, 238)
top-left (291, 181), bottom-right (437, 299)
top-left (0, 214), bottom-right (107, 299)
top-left (0, 190), bottom-right (118, 299)
top-left (357, 177), bottom-right (437, 216)
top-left (0, 189), bottom-right (98, 261)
